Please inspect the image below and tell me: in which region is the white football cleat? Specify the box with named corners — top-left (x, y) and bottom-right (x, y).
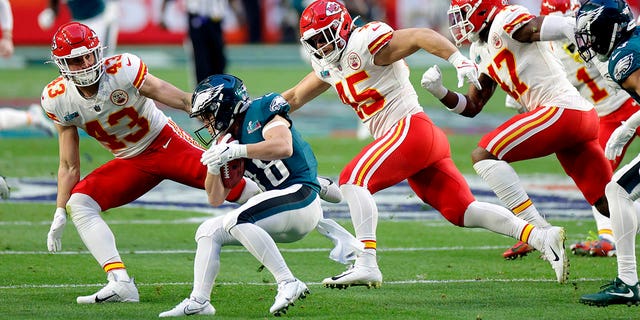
top-left (537, 226), bottom-right (569, 284)
top-left (269, 278), bottom-right (309, 316)
top-left (318, 176), bottom-right (342, 203)
top-left (322, 264), bottom-right (382, 289)
top-left (28, 104), bottom-right (56, 136)
top-left (76, 276), bottom-right (139, 304)
top-left (159, 298), bottom-right (216, 317)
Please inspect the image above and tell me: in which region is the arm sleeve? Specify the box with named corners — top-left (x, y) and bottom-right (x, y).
top-left (0, 0), bottom-right (13, 32)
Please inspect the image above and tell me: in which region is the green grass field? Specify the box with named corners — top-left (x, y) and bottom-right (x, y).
top-left (1, 57), bottom-right (639, 319)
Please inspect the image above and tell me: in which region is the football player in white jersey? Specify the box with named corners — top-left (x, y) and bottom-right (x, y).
top-left (283, 0), bottom-right (570, 288)
top-left (500, 0), bottom-right (638, 260)
top-left (41, 22), bottom-right (362, 304)
top-left (422, 0), bottom-right (613, 266)
top-left (40, 22), bottom-right (260, 304)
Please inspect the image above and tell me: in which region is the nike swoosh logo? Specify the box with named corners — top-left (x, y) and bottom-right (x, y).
top-left (331, 271), bottom-right (353, 281)
top-left (95, 293), bottom-right (118, 303)
top-left (184, 304), bottom-right (207, 315)
top-left (549, 247), bottom-right (560, 262)
top-left (372, 25), bottom-right (380, 31)
top-left (608, 289), bottom-right (635, 298)
top-left (162, 138), bottom-right (172, 149)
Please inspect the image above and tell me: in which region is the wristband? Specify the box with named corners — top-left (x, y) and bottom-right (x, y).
top-left (447, 93), bottom-right (467, 114)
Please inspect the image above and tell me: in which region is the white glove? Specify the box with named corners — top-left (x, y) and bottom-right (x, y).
top-left (421, 65), bottom-right (448, 99)
top-left (47, 207), bottom-right (67, 252)
top-left (201, 134), bottom-right (247, 168)
top-left (448, 51), bottom-right (482, 89)
top-left (38, 8), bottom-right (56, 30)
top-left (605, 123), bottom-right (636, 160)
top-left (505, 95), bottom-right (527, 114)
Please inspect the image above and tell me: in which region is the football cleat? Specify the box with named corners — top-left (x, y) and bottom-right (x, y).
top-left (318, 176), bottom-right (343, 203)
top-left (270, 278), bottom-right (309, 316)
top-left (76, 277), bottom-right (139, 304)
top-left (322, 264), bottom-right (382, 289)
top-left (538, 226), bottom-right (569, 284)
top-left (590, 238), bottom-right (616, 257)
top-left (580, 277), bottom-right (640, 307)
top-left (570, 232), bottom-right (616, 257)
top-left (159, 297), bottom-right (216, 317)
top-left (502, 240), bottom-right (535, 260)
top-left (570, 239), bottom-right (594, 256)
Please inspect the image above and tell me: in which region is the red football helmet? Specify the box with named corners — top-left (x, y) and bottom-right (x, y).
top-left (51, 22), bottom-right (104, 87)
top-left (448, 0), bottom-right (508, 46)
top-left (540, 0), bottom-right (580, 16)
top-left (299, 0), bottom-right (353, 64)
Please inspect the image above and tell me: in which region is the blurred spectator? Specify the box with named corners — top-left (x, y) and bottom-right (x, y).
top-left (0, 0), bottom-right (13, 58)
top-left (37, 0), bottom-right (120, 56)
top-left (241, 0), bottom-right (262, 43)
top-left (162, 0), bottom-right (239, 85)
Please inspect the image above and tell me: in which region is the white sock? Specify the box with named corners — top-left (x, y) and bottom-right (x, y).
top-left (462, 200), bottom-right (529, 240)
top-left (190, 235), bottom-right (220, 302)
top-left (68, 193), bottom-right (123, 267)
top-left (340, 184), bottom-right (378, 243)
top-left (473, 159), bottom-right (550, 227)
top-left (591, 206), bottom-right (614, 242)
top-left (605, 182), bottom-right (639, 285)
top-left (228, 223), bottom-right (294, 284)
top-left (109, 269), bottom-right (130, 282)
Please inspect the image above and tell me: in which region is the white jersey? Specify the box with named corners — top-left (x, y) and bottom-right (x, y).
top-left (548, 40), bottom-right (631, 116)
top-left (310, 21), bottom-right (423, 139)
top-left (41, 53), bottom-right (169, 158)
top-left (469, 5), bottom-right (592, 112)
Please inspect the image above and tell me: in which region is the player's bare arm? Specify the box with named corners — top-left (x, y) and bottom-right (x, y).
top-left (56, 125), bottom-right (81, 208)
top-left (512, 16), bottom-right (546, 42)
top-left (282, 72), bottom-right (330, 112)
top-left (249, 115), bottom-right (293, 160)
top-left (204, 170), bottom-right (228, 207)
top-left (621, 68), bottom-right (640, 94)
top-left (374, 28), bottom-right (457, 66)
top-left (139, 73), bottom-right (191, 113)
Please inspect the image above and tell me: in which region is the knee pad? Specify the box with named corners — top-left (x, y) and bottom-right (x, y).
top-left (66, 193), bottom-right (101, 224)
top-left (195, 216), bottom-right (225, 241)
top-left (222, 210), bottom-right (242, 233)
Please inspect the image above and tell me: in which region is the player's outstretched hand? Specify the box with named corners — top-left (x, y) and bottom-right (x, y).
top-left (47, 207), bottom-right (67, 252)
top-left (421, 65), bottom-right (448, 99)
top-left (605, 123), bottom-right (636, 160)
top-left (448, 51), bottom-right (482, 90)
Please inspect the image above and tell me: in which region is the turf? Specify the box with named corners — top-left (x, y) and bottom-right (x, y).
top-left (0, 203), bottom-right (632, 320)
top-left (1, 57), bottom-right (639, 319)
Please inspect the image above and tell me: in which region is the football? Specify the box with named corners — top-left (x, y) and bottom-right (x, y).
top-left (216, 134), bottom-right (245, 189)
top-left (221, 158), bottom-right (245, 189)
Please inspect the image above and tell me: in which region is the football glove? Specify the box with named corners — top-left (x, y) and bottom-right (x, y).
top-left (448, 51), bottom-right (482, 89)
top-left (38, 8), bottom-right (56, 30)
top-left (201, 134), bottom-right (247, 168)
top-left (47, 207), bottom-right (67, 252)
top-left (421, 65), bottom-right (448, 99)
top-left (605, 122), bottom-right (636, 160)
